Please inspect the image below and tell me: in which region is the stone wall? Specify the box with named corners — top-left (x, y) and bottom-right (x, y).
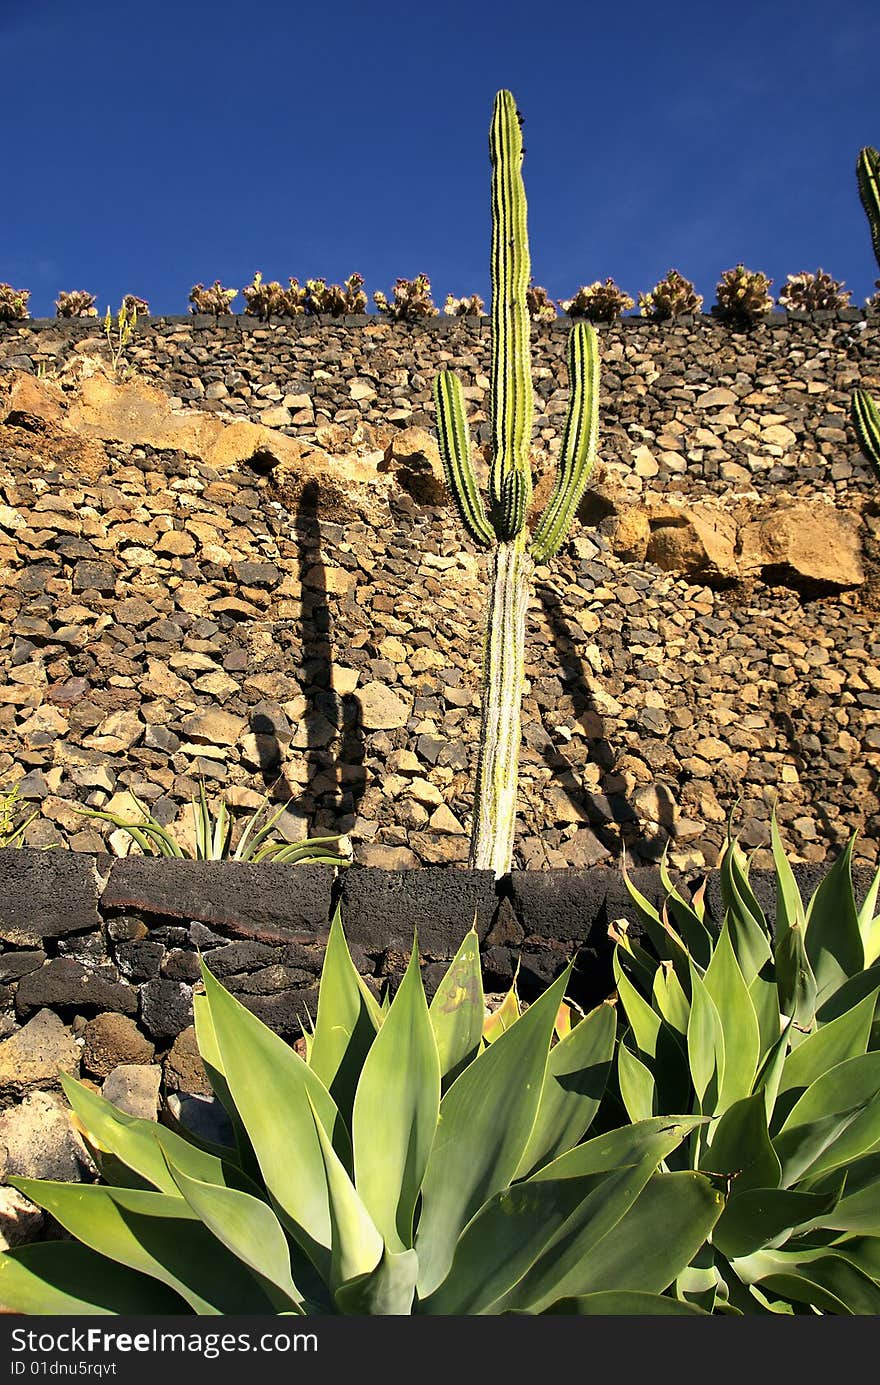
top-left (0, 311), bottom-right (878, 881)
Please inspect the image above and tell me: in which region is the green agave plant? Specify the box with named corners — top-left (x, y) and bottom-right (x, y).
top-left (852, 147), bottom-right (880, 473)
top-left (74, 782), bottom-right (351, 866)
top-left (607, 814), bottom-right (880, 1314)
top-left (0, 915), bottom-right (723, 1315)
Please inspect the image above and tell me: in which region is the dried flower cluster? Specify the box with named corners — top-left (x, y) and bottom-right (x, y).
top-left (373, 273), bottom-right (439, 321)
top-left (55, 290), bottom-right (97, 318)
top-left (0, 284), bottom-right (30, 321)
top-left (714, 264), bottom-right (774, 319)
top-left (444, 293), bottom-right (486, 316)
top-left (777, 269), bottom-right (852, 311)
top-left (559, 278), bottom-right (635, 322)
top-left (188, 281), bottom-right (238, 316)
top-left (638, 269), bottom-right (703, 319)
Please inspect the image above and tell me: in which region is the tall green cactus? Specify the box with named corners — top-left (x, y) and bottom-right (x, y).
top-left (434, 91), bottom-right (600, 878)
top-left (854, 147), bottom-right (880, 476)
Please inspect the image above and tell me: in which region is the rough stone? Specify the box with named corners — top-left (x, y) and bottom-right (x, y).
top-left (358, 682), bottom-right (413, 731)
top-left (102, 1064), bottom-right (161, 1120)
top-left (82, 1012), bottom-right (155, 1077)
top-left (0, 1009), bottom-right (80, 1106)
top-left (16, 958), bottom-right (137, 1017)
top-left (0, 1090), bottom-right (95, 1182)
top-left (738, 503), bottom-right (864, 586)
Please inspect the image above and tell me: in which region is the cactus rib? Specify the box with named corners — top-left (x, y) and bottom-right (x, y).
top-left (434, 371), bottom-right (494, 546)
top-left (488, 90), bottom-right (533, 539)
top-left (852, 387), bottom-right (880, 475)
top-left (470, 537), bottom-right (533, 875)
top-left (857, 146), bottom-right (880, 272)
top-left (531, 321), bottom-right (600, 561)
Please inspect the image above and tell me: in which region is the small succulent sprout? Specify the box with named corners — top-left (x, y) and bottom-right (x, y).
top-left (777, 269), bottom-right (852, 311)
top-left (560, 279), bottom-right (635, 322)
top-left (122, 294), bottom-right (149, 316)
top-left (188, 280), bottom-right (238, 315)
top-left (444, 293), bottom-right (486, 316)
top-left (0, 284), bottom-right (30, 321)
top-left (714, 264), bottom-right (774, 319)
top-left (242, 271), bottom-right (289, 320)
top-left (638, 269), bottom-right (703, 319)
top-left (373, 274), bottom-right (439, 321)
top-left (55, 290), bottom-right (97, 318)
top-left (525, 282), bottom-right (557, 321)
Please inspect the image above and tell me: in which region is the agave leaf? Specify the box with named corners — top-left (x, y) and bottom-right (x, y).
top-left (425, 1121), bottom-right (696, 1315)
top-left (515, 999), bottom-right (616, 1176)
top-left (753, 1017), bottom-right (794, 1122)
top-left (856, 864), bottom-right (880, 966)
top-left (658, 849), bottom-right (714, 969)
top-left (617, 1038), bottom-right (656, 1123)
top-left (608, 918), bottom-right (659, 995)
top-left (60, 1075), bottom-right (181, 1196)
top-left (307, 906), bottom-right (381, 1123)
top-left (774, 916), bottom-right (818, 1042)
top-left (777, 988), bottom-right (879, 1107)
top-left (770, 808), bottom-right (806, 933)
top-left (0, 1242), bottom-right (190, 1315)
top-left (428, 925), bottom-right (484, 1085)
top-left (613, 951), bottom-right (661, 1057)
top-left (703, 923), bottom-right (761, 1112)
top-left (334, 1246), bottom-right (419, 1316)
top-left (542, 1290), bottom-right (707, 1315)
top-left (705, 1092), bottom-right (782, 1194)
top-left (165, 1160), bottom-right (304, 1312)
top-left (762, 1254), bottom-right (880, 1315)
top-left (531, 1115), bottom-right (705, 1182)
top-left (712, 1187), bottom-right (839, 1260)
top-left (816, 963), bottom-right (880, 1026)
top-left (719, 837), bottom-right (772, 984)
top-left (482, 964), bottom-right (521, 1042)
top-left (192, 994), bottom-right (259, 1179)
top-left (414, 965), bottom-right (570, 1299)
top-left (9, 1180), bottom-right (274, 1315)
top-left (200, 961), bottom-right (348, 1277)
top-left (652, 962), bottom-right (690, 1036)
top-left (352, 942), bottom-right (440, 1251)
top-left (419, 1170), bottom-right (612, 1314)
top-left (490, 1170), bottom-right (724, 1313)
top-left (811, 1154), bottom-right (880, 1233)
top-left (687, 961), bottom-right (724, 1113)
top-left (620, 860), bottom-right (690, 982)
top-left (308, 1097), bottom-right (383, 1298)
top-left (805, 838), bottom-right (865, 1004)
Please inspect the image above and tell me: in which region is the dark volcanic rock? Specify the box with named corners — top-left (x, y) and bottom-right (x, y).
top-left (338, 867), bottom-right (498, 953)
top-left (0, 849), bottom-right (100, 945)
top-left (15, 958), bottom-right (137, 1017)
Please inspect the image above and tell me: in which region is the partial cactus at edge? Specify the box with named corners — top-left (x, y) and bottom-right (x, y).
top-left (856, 146), bottom-right (880, 273)
top-left (852, 388), bottom-right (880, 476)
top-left (434, 91), bottom-right (600, 877)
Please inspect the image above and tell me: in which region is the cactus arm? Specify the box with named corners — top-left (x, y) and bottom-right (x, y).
top-left (470, 534), bottom-right (533, 877)
top-left (530, 321), bottom-right (600, 561)
top-left (857, 147), bottom-right (880, 272)
top-left (488, 90), bottom-right (534, 540)
top-left (852, 388), bottom-right (880, 476)
top-left (434, 371), bottom-right (494, 547)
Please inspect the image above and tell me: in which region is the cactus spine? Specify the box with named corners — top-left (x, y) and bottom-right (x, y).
top-left (434, 90), bottom-right (600, 878)
top-left (854, 148), bottom-right (880, 476)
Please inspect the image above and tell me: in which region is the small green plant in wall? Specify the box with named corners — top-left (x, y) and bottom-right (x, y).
top-left (435, 90), bottom-right (600, 877)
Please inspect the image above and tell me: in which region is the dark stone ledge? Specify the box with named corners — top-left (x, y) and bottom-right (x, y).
top-left (102, 858), bottom-right (334, 943)
top-left (0, 848), bottom-right (100, 946)
top-left (337, 867), bottom-right (499, 954)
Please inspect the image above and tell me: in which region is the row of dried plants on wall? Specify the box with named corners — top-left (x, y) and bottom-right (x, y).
top-left (1, 267), bottom-right (873, 326)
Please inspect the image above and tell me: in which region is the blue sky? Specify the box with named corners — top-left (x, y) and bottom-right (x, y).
top-left (3, 0), bottom-right (879, 318)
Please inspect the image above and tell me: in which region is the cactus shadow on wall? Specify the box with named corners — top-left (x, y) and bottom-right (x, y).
top-left (533, 580), bottom-right (647, 861)
top-left (249, 480), bottom-right (366, 838)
